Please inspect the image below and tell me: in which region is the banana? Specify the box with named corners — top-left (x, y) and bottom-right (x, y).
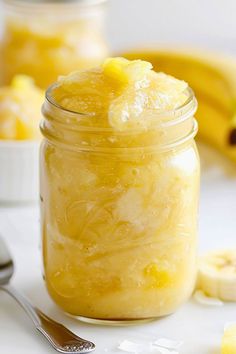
top-left (197, 250), bottom-right (236, 301)
top-left (222, 324), bottom-right (236, 354)
top-left (196, 95), bottom-right (236, 161)
top-left (122, 49), bottom-right (236, 162)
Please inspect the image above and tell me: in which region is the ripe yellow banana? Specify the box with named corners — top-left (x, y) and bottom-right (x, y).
top-left (197, 249), bottom-right (236, 301)
top-left (122, 49), bottom-right (236, 162)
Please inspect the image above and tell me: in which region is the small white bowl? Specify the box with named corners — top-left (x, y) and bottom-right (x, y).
top-left (0, 140), bottom-right (40, 203)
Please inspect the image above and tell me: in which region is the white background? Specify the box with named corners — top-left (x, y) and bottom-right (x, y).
top-left (107, 0), bottom-right (236, 54)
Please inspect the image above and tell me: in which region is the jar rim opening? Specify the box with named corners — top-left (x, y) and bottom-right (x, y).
top-left (44, 83), bottom-right (197, 133)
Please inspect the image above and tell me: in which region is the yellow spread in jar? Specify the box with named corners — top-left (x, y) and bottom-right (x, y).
top-left (0, 75), bottom-right (43, 140)
top-left (41, 58), bottom-right (199, 320)
top-left (1, 14), bottom-right (108, 89)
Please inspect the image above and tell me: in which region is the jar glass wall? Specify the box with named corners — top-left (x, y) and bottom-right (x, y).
top-left (40, 88), bottom-right (200, 323)
top-left (0, 0), bottom-right (108, 88)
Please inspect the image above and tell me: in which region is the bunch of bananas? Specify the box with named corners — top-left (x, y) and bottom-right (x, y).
top-left (123, 49), bottom-right (236, 162)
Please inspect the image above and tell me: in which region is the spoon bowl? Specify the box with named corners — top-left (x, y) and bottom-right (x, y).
top-left (0, 236), bottom-right (14, 286)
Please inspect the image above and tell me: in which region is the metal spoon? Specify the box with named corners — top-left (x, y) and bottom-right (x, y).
top-left (0, 236), bottom-right (95, 354)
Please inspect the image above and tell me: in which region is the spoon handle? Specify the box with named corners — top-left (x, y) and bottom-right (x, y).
top-left (1, 284), bottom-right (40, 325)
top-left (1, 284), bottom-right (95, 354)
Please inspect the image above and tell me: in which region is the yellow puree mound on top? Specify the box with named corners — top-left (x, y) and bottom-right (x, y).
top-left (51, 57), bottom-right (188, 130)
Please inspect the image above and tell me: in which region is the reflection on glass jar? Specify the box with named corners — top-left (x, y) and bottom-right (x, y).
top-left (0, 0), bottom-right (108, 88)
top-left (40, 79), bottom-right (200, 323)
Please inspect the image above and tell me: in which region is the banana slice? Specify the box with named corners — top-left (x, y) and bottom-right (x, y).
top-left (222, 324), bottom-right (236, 354)
top-left (197, 250), bottom-right (236, 301)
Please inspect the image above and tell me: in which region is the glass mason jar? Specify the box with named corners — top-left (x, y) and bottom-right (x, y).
top-left (0, 0), bottom-right (108, 88)
top-left (40, 87), bottom-right (200, 323)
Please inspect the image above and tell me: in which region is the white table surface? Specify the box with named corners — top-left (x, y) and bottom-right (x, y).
top-left (0, 142), bottom-right (236, 354)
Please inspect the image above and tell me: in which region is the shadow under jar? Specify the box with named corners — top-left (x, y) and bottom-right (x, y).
top-left (0, 0), bottom-right (108, 89)
top-left (40, 87), bottom-right (200, 324)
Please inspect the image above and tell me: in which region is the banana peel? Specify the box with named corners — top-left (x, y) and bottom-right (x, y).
top-left (122, 49), bottom-right (236, 162)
